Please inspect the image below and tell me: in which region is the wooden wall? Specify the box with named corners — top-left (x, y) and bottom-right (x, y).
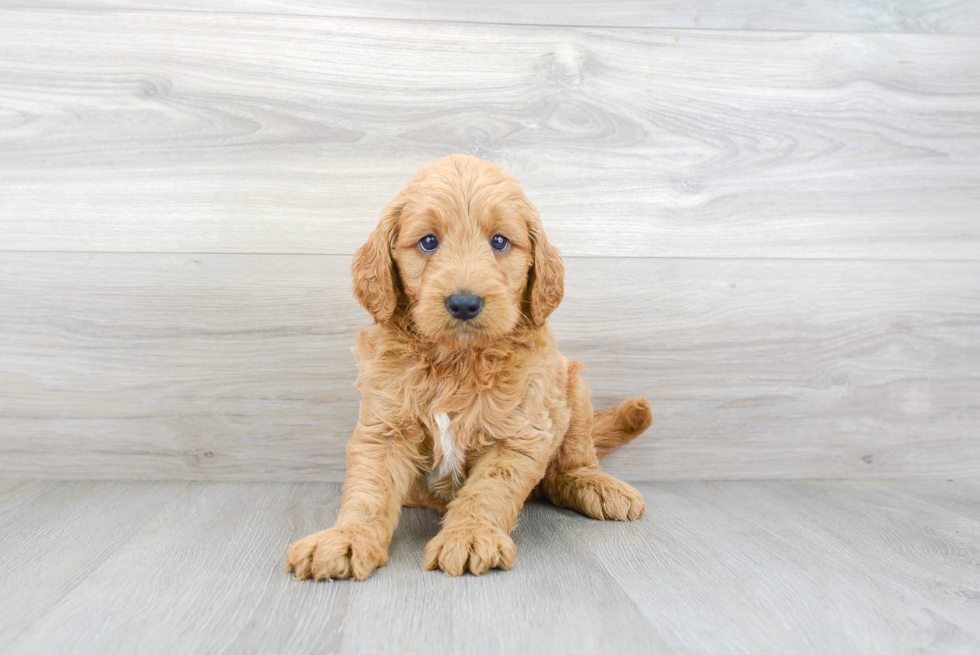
top-left (1, 2), bottom-right (978, 480)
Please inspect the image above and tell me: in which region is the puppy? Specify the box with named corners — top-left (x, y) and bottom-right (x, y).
top-left (286, 154), bottom-right (652, 580)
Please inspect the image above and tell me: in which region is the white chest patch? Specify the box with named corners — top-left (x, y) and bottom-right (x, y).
top-left (434, 412), bottom-right (463, 483)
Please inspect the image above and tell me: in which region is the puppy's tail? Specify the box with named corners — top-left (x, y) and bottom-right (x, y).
top-left (592, 397), bottom-right (653, 459)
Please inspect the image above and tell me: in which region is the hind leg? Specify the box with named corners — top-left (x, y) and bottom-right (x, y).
top-left (403, 479), bottom-right (448, 512)
top-left (542, 372), bottom-right (645, 521)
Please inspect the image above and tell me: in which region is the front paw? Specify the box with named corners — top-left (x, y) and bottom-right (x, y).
top-left (423, 526), bottom-right (516, 576)
top-left (285, 525), bottom-right (387, 581)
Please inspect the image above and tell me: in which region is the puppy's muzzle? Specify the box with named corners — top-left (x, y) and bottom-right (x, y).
top-left (446, 293), bottom-right (483, 321)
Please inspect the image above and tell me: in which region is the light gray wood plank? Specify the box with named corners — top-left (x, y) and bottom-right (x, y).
top-left (0, 479), bottom-right (30, 497)
top-left (725, 481), bottom-right (980, 644)
top-left (877, 479), bottom-right (980, 521)
top-left (0, 480), bottom-right (186, 645)
top-left (3, 480), bottom-right (979, 654)
top-left (1, 253), bottom-right (977, 481)
top-left (1, 1), bottom-right (978, 33)
top-left (336, 502), bottom-right (669, 654)
top-left (3, 481), bottom-right (350, 655)
top-left (2, 11), bottom-right (979, 259)
top-left (6, 481), bottom-right (668, 655)
top-left (565, 480), bottom-right (980, 653)
top-left (0, 253), bottom-right (355, 480)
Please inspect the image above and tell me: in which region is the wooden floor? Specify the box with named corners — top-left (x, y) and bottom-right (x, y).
top-left (0, 478), bottom-right (977, 654)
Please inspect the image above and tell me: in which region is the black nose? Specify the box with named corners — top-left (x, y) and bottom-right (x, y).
top-left (446, 293), bottom-right (483, 321)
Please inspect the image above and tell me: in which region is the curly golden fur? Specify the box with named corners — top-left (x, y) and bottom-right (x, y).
top-left (286, 154), bottom-right (652, 580)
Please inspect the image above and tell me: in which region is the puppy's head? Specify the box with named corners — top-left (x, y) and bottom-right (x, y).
top-left (352, 154), bottom-right (563, 348)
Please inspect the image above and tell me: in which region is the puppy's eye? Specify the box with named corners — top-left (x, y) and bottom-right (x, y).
top-left (490, 235), bottom-right (510, 253)
top-left (418, 235), bottom-right (439, 253)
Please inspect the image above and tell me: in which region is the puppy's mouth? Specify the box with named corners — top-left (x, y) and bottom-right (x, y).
top-left (448, 320), bottom-right (484, 339)
top-left (417, 308), bottom-right (501, 349)
top-left (410, 287), bottom-right (519, 348)
top-left (443, 314), bottom-right (489, 340)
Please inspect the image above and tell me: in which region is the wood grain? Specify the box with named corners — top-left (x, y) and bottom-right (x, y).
top-left (2, 479), bottom-right (978, 654)
top-left (1, 10), bottom-right (979, 259)
top-left (0, 480), bottom-right (185, 646)
top-left (3, 481), bottom-right (667, 655)
top-left (2, 1), bottom-right (978, 33)
top-left (878, 479), bottom-right (980, 519)
top-left (333, 500), bottom-right (669, 654)
top-left (2, 253), bottom-right (977, 481)
top-left (0, 479), bottom-right (29, 496)
top-left (566, 480), bottom-right (980, 653)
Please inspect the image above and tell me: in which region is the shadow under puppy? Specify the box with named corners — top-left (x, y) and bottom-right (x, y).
top-left (287, 154), bottom-right (652, 580)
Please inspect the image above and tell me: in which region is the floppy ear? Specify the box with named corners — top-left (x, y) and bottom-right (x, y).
top-left (526, 208), bottom-right (564, 327)
top-left (351, 199), bottom-right (402, 323)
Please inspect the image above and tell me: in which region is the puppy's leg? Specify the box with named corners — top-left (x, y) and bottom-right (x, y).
top-left (404, 479), bottom-right (448, 512)
top-left (286, 423), bottom-right (420, 581)
top-left (423, 433), bottom-right (551, 576)
top-left (542, 374), bottom-right (645, 521)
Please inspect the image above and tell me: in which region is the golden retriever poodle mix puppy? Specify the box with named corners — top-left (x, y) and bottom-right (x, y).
top-left (286, 154), bottom-right (652, 580)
